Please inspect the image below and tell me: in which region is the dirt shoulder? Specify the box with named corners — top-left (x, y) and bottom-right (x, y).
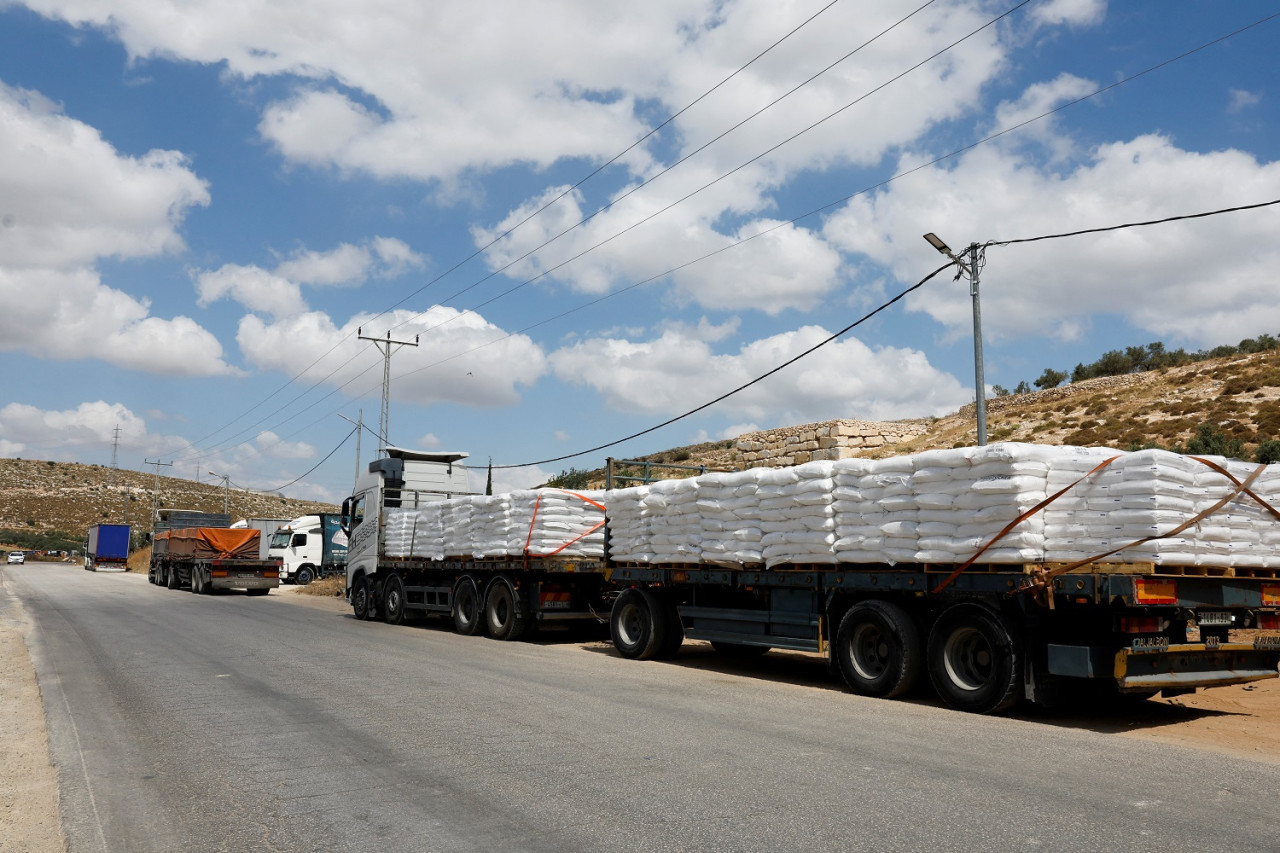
top-left (0, 573), bottom-right (65, 853)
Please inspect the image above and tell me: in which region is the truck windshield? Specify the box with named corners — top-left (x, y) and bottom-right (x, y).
top-left (269, 531), bottom-right (291, 549)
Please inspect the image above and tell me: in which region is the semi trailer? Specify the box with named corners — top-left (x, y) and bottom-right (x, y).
top-left (85, 523), bottom-right (130, 572)
top-left (149, 526), bottom-right (279, 595)
top-left (268, 513), bottom-right (348, 585)
top-left (342, 444), bottom-right (1280, 714)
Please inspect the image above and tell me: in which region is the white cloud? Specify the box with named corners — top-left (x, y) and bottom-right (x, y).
top-left (237, 306), bottom-right (548, 409)
top-left (195, 237), bottom-right (426, 317)
top-left (255, 430), bottom-right (316, 460)
top-left (823, 132), bottom-right (1280, 348)
top-left (0, 82), bottom-right (232, 375)
top-left (0, 400), bottom-right (154, 458)
top-left (1228, 89), bottom-right (1262, 114)
top-left (550, 325), bottom-right (971, 423)
top-left (195, 264), bottom-right (305, 318)
top-left (1028, 0), bottom-right (1106, 28)
top-left (416, 433), bottom-right (441, 449)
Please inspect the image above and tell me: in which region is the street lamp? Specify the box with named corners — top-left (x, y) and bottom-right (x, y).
top-left (208, 471), bottom-right (230, 516)
top-left (923, 233), bottom-right (986, 446)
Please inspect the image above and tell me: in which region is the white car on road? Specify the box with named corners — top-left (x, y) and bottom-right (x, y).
top-left (7, 551), bottom-right (25, 564)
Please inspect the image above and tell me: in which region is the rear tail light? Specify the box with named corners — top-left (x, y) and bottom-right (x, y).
top-left (1262, 584), bottom-right (1280, 607)
top-left (1118, 615), bottom-right (1166, 634)
top-left (1134, 578), bottom-right (1178, 606)
top-left (1258, 612), bottom-right (1280, 630)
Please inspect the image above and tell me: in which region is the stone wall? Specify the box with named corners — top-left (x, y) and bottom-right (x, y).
top-left (735, 419), bottom-right (932, 467)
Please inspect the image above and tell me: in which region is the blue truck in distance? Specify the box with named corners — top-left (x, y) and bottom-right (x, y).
top-left (86, 523), bottom-right (131, 572)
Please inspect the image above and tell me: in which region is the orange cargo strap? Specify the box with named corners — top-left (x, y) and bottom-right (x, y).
top-left (1014, 459), bottom-right (1271, 605)
top-left (933, 454), bottom-right (1280, 599)
top-left (932, 455), bottom-right (1122, 594)
top-left (524, 490), bottom-right (607, 558)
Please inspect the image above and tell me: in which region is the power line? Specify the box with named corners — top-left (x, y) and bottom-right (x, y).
top-left (264, 425), bottom-right (358, 493)
top-left (170, 0), bottom-right (850, 461)
top-left (987, 198), bottom-right (1280, 247)
top-left (493, 261), bottom-right (956, 470)
top-left (175, 7), bottom-right (1280, 478)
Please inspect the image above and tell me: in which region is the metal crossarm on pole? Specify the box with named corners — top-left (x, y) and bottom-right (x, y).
top-left (358, 328), bottom-right (419, 456)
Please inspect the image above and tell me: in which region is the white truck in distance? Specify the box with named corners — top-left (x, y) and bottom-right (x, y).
top-left (268, 513), bottom-right (350, 585)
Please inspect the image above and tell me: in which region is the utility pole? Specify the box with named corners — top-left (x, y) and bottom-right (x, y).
top-left (923, 233), bottom-right (987, 446)
top-left (145, 458), bottom-right (173, 528)
top-left (337, 410), bottom-right (365, 493)
top-left (358, 327), bottom-right (419, 456)
top-left (967, 242), bottom-right (987, 447)
top-left (208, 471), bottom-right (231, 516)
top-left (109, 424), bottom-right (122, 521)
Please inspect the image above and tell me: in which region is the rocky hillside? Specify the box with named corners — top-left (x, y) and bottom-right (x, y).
top-left (0, 459), bottom-right (335, 553)
top-left (593, 347), bottom-right (1280, 485)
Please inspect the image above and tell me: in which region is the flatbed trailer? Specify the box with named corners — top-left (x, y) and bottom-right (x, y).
top-left (607, 559), bottom-right (1280, 713)
top-left (344, 446), bottom-right (1280, 714)
top-left (355, 555), bottom-right (612, 638)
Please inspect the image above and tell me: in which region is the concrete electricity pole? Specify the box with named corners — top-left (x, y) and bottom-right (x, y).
top-left (145, 458), bottom-right (173, 528)
top-left (358, 328), bottom-right (419, 456)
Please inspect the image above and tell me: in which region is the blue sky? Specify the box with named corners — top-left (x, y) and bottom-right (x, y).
top-left (2, 0), bottom-right (1280, 502)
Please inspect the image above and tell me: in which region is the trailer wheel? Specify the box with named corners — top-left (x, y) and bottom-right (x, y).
top-left (351, 576), bottom-right (373, 620)
top-left (452, 578), bottom-right (483, 636)
top-left (166, 565), bottom-right (180, 590)
top-left (656, 592), bottom-right (684, 659)
top-left (382, 574), bottom-right (407, 626)
top-left (189, 569), bottom-right (202, 595)
top-left (485, 577), bottom-right (526, 641)
top-left (835, 601), bottom-right (922, 699)
top-left (927, 604), bottom-right (1023, 715)
top-left (295, 565), bottom-right (315, 586)
top-left (610, 588), bottom-right (668, 660)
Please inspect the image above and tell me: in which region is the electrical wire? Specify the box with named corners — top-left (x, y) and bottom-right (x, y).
top-left (493, 261), bottom-right (955, 469)
top-left (170, 0), bottom-right (850, 459)
top-left (173, 7), bottom-right (1280, 479)
top-left (987, 198), bottom-right (1280, 247)
top-left (262, 425), bottom-right (358, 493)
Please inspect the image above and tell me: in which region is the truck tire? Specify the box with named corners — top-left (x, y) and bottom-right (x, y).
top-left (382, 574), bottom-right (407, 626)
top-left (190, 568), bottom-right (202, 594)
top-left (656, 592), bottom-right (684, 659)
top-left (295, 565), bottom-right (315, 586)
top-left (834, 600), bottom-right (922, 699)
top-left (927, 604), bottom-right (1023, 715)
top-left (166, 566), bottom-right (179, 590)
top-left (610, 587), bottom-right (668, 660)
top-left (351, 576), bottom-right (373, 620)
top-left (452, 578), bottom-right (483, 636)
top-left (485, 577), bottom-right (526, 641)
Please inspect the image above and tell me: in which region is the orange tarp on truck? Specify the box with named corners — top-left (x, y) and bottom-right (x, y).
top-left (154, 527), bottom-right (260, 560)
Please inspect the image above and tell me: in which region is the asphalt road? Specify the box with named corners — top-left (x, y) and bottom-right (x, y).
top-left (9, 562), bottom-right (1280, 852)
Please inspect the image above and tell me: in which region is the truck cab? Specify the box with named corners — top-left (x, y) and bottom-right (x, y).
top-left (342, 448), bottom-right (471, 609)
top-left (268, 514), bottom-right (349, 585)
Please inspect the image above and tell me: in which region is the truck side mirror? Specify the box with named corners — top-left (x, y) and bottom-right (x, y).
top-left (340, 497), bottom-right (352, 535)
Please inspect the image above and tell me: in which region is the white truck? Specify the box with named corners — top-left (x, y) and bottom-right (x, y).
top-left (342, 447), bottom-right (615, 637)
top-left (230, 517), bottom-right (292, 559)
top-left (268, 513), bottom-right (350, 585)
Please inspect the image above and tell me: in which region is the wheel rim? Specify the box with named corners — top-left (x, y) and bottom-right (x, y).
top-left (353, 584), bottom-right (367, 614)
top-left (617, 602), bottom-right (644, 646)
top-left (459, 587), bottom-right (477, 624)
top-left (387, 585), bottom-right (401, 616)
top-left (942, 626), bottom-right (994, 692)
top-left (849, 623), bottom-right (890, 680)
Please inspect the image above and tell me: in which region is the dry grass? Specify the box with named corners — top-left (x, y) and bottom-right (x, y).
top-left (298, 575), bottom-right (345, 597)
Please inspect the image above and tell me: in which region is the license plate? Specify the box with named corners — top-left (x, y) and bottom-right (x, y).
top-left (1197, 611), bottom-right (1233, 626)
top-left (238, 572), bottom-right (260, 578)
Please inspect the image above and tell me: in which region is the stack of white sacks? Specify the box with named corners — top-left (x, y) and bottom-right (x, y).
top-left (382, 489), bottom-right (606, 559)
top-left (384, 444), bottom-right (1280, 567)
top-left (604, 443), bottom-right (1280, 568)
